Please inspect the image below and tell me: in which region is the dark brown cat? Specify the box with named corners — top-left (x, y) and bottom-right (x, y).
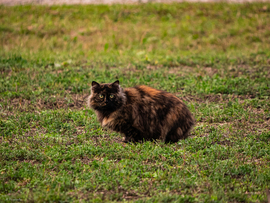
top-left (88, 80), bottom-right (195, 143)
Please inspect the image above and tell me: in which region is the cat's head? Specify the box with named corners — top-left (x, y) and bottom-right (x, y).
top-left (88, 80), bottom-right (125, 111)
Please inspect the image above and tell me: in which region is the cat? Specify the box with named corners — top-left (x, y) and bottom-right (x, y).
top-left (88, 80), bottom-right (195, 143)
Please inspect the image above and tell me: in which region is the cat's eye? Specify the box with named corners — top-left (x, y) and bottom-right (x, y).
top-left (99, 94), bottom-right (104, 98)
top-left (110, 94), bottom-right (115, 98)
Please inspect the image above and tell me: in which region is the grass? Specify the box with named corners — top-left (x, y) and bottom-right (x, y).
top-left (0, 2), bottom-right (270, 202)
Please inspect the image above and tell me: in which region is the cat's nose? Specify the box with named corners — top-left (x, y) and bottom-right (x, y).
top-left (105, 100), bottom-right (109, 104)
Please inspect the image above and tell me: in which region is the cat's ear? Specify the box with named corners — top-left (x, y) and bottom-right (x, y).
top-left (92, 81), bottom-right (100, 87)
top-left (112, 80), bottom-right (119, 86)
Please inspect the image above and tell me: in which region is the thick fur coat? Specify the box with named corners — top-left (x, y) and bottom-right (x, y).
top-left (88, 80), bottom-right (195, 143)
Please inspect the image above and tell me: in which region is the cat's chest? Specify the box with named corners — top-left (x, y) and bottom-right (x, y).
top-left (96, 111), bottom-right (118, 127)
top-left (102, 116), bottom-right (114, 127)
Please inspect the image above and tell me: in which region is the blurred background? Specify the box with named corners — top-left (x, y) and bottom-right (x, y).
top-left (1, 0), bottom-right (270, 5)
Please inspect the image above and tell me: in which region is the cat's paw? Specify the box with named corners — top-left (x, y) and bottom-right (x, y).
top-left (122, 136), bottom-right (134, 143)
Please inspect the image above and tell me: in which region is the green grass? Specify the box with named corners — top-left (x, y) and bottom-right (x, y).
top-left (1, 2), bottom-right (270, 202)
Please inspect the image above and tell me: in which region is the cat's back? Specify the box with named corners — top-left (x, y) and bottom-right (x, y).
top-left (123, 85), bottom-right (194, 141)
top-left (124, 85), bottom-right (182, 105)
top-left (123, 85), bottom-right (189, 120)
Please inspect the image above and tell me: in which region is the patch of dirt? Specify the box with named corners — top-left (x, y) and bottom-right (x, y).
top-left (233, 120), bottom-right (270, 133)
top-left (68, 187), bottom-right (142, 201)
top-left (79, 156), bottom-right (92, 165)
top-left (192, 119), bottom-right (270, 142)
top-left (167, 63), bottom-right (270, 79)
top-left (213, 139), bottom-right (234, 147)
top-left (21, 159), bottom-right (42, 165)
top-left (180, 93), bottom-right (260, 103)
top-left (228, 64), bottom-right (270, 79)
top-left (168, 66), bottom-right (197, 76)
top-left (90, 133), bottom-right (124, 146)
top-left (120, 64), bottom-right (217, 77)
top-left (0, 94), bottom-right (89, 112)
top-left (96, 188), bottom-right (142, 201)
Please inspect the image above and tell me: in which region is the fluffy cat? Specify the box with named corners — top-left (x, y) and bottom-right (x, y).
top-left (88, 80), bottom-right (195, 143)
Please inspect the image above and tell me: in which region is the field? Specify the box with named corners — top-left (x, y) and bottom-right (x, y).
top-left (1, 2), bottom-right (270, 202)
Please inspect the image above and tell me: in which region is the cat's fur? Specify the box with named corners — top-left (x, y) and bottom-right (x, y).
top-left (88, 80), bottom-right (195, 143)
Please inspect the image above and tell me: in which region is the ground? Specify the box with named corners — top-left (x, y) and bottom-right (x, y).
top-left (0, 3), bottom-right (270, 202)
